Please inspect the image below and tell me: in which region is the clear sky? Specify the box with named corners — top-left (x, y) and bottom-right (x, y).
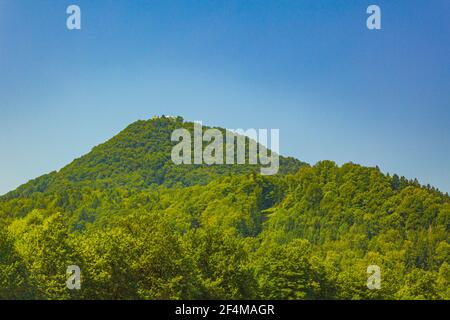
top-left (0, 0), bottom-right (449, 195)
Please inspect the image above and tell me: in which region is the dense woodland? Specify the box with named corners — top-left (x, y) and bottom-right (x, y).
top-left (0, 116), bottom-right (448, 299)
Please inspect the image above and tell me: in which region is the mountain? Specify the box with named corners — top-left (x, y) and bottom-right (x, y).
top-left (0, 116), bottom-right (448, 300)
top-left (2, 116), bottom-right (303, 199)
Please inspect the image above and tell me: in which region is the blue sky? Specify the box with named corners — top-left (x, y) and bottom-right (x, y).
top-left (0, 0), bottom-right (449, 194)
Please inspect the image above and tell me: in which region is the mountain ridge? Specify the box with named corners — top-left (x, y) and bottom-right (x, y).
top-left (2, 115), bottom-right (446, 201)
top-left (0, 116), bottom-right (448, 300)
top-left (1, 116), bottom-right (304, 200)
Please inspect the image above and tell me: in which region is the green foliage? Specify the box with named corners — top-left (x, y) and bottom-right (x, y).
top-left (0, 227), bottom-right (32, 299)
top-left (0, 117), bottom-right (448, 300)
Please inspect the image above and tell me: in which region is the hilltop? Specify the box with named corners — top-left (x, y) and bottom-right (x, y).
top-left (2, 116), bottom-right (303, 199)
top-left (0, 116), bottom-right (448, 300)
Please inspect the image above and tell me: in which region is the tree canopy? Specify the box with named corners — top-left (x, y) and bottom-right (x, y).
top-left (0, 116), bottom-right (448, 300)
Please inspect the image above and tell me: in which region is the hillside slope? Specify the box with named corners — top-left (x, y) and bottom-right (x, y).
top-left (0, 116), bottom-right (448, 300)
top-left (1, 116), bottom-right (303, 199)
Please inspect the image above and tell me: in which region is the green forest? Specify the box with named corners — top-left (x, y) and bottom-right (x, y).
top-left (0, 116), bottom-right (448, 300)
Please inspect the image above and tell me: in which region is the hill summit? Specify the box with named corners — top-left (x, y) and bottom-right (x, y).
top-left (0, 116), bottom-right (448, 300)
top-left (3, 116), bottom-right (303, 199)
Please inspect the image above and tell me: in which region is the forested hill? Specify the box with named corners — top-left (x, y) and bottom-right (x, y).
top-left (0, 116), bottom-right (448, 300)
top-left (1, 116), bottom-right (303, 199)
